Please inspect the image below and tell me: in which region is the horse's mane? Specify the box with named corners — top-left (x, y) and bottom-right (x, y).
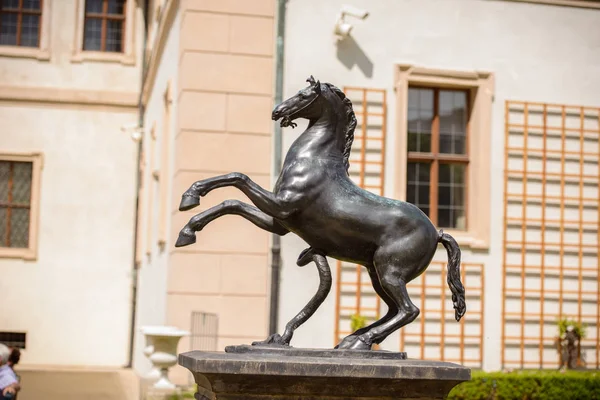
top-left (324, 83), bottom-right (357, 174)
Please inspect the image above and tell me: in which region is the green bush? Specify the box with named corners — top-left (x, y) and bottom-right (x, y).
top-left (558, 318), bottom-right (587, 339)
top-left (448, 370), bottom-right (600, 400)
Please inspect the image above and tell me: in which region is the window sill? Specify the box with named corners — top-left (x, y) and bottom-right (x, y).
top-left (0, 247), bottom-right (37, 261)
top-left (0, 45), bottom-right (50, 61)
top-left (71, 51), bottom-right (136, 66)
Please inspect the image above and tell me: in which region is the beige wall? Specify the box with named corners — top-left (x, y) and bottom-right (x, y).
top-left (166, 0), bottom-right (276, 384)
top-left (0, 0), bottom-right (144, 376)
top-left (133, 0), bottom-right (181, 378)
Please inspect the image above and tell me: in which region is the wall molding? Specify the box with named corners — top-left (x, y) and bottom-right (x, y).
top-left (502, 0), bottom-right (600, 9)
top-left (0, 86), bottom-right (138, 108)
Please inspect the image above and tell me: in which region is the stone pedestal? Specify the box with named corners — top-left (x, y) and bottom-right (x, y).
top-left (179, 347), bottom-right (470, 400)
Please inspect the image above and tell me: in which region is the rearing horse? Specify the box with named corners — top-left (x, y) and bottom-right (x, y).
top-left (175, 76), bottom-right (466, 350)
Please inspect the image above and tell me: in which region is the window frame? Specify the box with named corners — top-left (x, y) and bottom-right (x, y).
top-left (82, 0), bottom-right (127, 53)
top-left (0, 0), bottom-right (51, 60)
top-left (394, 64), bottom-right (494, 249)
top-left (407, 86), bottom-right (471, 230)
top-left (0, 152), bottom-right (43, 260)
top-left (72, 0), bottom-right (137, 65)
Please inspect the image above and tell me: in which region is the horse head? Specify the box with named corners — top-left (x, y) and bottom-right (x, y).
top-left (272, 76), bottom-right (323, 128)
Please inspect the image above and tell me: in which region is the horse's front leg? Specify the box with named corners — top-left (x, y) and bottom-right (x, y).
top-left (179, 172), bottom-right (298, 220)
top-left (175, 200), bottom-right (289, 247)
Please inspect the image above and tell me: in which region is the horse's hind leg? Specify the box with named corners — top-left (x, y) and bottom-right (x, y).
top-left (336, 266), bottom-right (398, 349)
top-left (340, 264), bottom-right (420, 351)
top-left (175, 200), bottom-right (288, 247)
top-left (254, 249), bottom-right (332, 346)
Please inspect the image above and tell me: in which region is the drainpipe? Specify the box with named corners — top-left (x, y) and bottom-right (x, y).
top-left (269, 0), bottom-right (287, 335)
top-left (126, 0), bottom-right (150, 368)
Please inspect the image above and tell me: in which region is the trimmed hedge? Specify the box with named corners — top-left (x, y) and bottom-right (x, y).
top-left (448, 370), bottom-right (600, 400)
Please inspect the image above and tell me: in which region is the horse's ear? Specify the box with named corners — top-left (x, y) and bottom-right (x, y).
top-left (306, 75), bottom-right (316, 85)
top-left (314, 80), bottom-right (321, 95)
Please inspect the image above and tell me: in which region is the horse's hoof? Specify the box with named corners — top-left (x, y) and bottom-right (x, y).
top-left (335, 335), bottom-right (372, 351)
top-left (179, 194), bottom-right (200, 211)
top-left (251, 333), bottom-right (288, 346)
top-left (175, 230), bottom-right (196, 247)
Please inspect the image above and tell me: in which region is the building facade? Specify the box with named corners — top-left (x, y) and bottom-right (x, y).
top-left (278, 0), bottom-right (600, 374)
top-left (0, 0), bottom-right (144, 398)
top-left (1, 0), bottom-right (599, 399)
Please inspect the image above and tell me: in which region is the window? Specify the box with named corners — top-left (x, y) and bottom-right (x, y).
top-left (406, 87), bottom-right (469, 230)
top-left (0, 160), bottom-right (33, 248)
top-left (0, 0), bottom-right (43, 47)
top-left (0, 153), bottom-right (42, 259)
top-left (0, 332), bottom-right (26, 349)
top-left (394, 64), bottom-right (494, 249)
top-left (83, 0), bottom-right (126, 52)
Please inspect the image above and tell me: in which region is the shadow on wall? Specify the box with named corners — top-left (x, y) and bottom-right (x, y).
top-left (336, 35), bottom-right (374, 78)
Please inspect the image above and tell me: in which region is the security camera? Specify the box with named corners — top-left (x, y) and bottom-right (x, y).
top-left (340, 4), bottom-right (369, 20)
top-left (334, 4), bottom-right (369, 39)
top-left (120, 123), bottom-right (144, 142)
top-left (120, 122), bottom-right (140, 133)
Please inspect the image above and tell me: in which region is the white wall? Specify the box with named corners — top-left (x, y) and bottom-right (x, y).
top-left (280, 0), bottom-right (600, 371)
top-left (0, 104), bottom-right (138, 366)
top-left (132, 10), bottom-right (181, 377)
top-left (0, 0), bottom-right (144, 368)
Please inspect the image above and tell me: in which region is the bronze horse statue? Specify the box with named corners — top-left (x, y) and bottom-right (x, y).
top-left (175, 76), bottom-right (466, 351)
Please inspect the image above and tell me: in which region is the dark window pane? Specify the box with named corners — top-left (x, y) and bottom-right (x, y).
top-left (438, 208), bottom-right (451, 229)
top-left (12, 162), bottom-right (32, 204)
top-left (407, 162), bottom-right (430, 215)
top-left (438, 163), bottom-right (466, 229)
top-left (406, 183), bottom-right (416, 204)
top-left (10, 207), bottom-right (29, 248)
top-left (86, 0), bottom-right (103, 13)
top-left (407, 88), bottom-right (434, 152)
top-left (439, 90), bottom-right (467, 155)
top-left (83, 17), bottom-right (102, 50)
top-left (1, 0), bottom-right (19, 9)
top-left (0, 207), bottom-right (6, 246)
top-left (20, 14), bottom-right (39, 47)
top-left (22, 0), bottom-right (41, 10)
top-left (107, 0), bottom-right (126, 14)
top-left (438, 185), bottom-right (450, 208)
top-left (105, 19), bottom-right (123, 52)
top-left (0, 162), bottom-right (9, 202)
top-left (0, 13), bottom-right (18, 45)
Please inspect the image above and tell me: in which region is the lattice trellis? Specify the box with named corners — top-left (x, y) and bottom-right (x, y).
top-left (502, 100), bottom-right (600, 369)
top-left (334, 87), bottom-right (387, 345)
top-left (400, 262), bottom-right (484, 367)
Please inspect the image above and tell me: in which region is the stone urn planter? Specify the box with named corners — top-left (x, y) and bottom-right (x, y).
top-left (141, 325), bottom-right (188, 388)
top-left (143, 326), bottom-right (190, 389)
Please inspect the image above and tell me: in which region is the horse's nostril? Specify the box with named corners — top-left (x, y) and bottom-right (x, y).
top-left (272, 108), bottom-right (285, 120)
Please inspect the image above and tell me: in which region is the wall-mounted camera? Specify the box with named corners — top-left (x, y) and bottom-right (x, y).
top-left (334, 5), bottom-right (370, 39)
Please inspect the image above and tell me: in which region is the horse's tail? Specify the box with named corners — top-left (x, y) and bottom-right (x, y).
top-left (438, 230), bottom-right (466, 321)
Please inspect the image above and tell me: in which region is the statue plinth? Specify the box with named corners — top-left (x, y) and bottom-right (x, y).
top-left (179, 349), bottom-right (470, 400)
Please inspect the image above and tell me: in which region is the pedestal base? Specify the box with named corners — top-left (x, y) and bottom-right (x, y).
top-left (179, 348), bottom-right (470, 400)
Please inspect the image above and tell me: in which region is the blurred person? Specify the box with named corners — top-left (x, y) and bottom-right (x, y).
top-left (0, 344), bottom-right (20, 400)
top-left (6, 349), bottom-right (19, 369)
